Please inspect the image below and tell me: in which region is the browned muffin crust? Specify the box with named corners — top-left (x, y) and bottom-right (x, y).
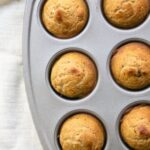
top-left (42, 0), bottom-right (89, 38)
top-left (111, 42), bottom-right (150, 90)
top-left (103, 0), bottom-right (150, 28)
top-left (50, 52), bottom-right (97, 99)
top-left (59, 113), bottom-right (106, 150)
top-left (120, 105), bottom-right (150, 150)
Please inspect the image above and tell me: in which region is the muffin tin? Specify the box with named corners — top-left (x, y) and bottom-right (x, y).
top-left (23, 0), bottom-right (150, 150)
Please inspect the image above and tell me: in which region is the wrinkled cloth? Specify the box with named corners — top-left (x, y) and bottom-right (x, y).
top-left (0, 0), bottom-right (43, 149)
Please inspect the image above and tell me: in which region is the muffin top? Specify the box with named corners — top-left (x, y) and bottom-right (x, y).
top-left (50, 52), bottom-right (97, 99)
top-left (120, 105), bottom-right (150, 150)
top-left (111, 42), bottom-right (150, 90)
top-left (42, 0), bottom-right (89, 38)
top-left (59, 113), bottom-right (105, 150)
top-left (103, 0), bottom-right (150, 28)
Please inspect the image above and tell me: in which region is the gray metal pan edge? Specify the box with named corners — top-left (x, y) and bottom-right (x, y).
top-left (23, 0), bottom-right (50, 150)
top-left (23, 0), bottom-right (150, 150)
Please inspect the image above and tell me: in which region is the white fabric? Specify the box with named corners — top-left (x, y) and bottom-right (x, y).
top-left (0, 0), bottom-right (12, 5)
top-left (0, 0), bottom-right (43, 150)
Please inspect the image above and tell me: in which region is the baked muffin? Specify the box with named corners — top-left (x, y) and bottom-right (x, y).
top-left (111, 42), bottom-right (150, 90)
top-left (50, 52), bottom-right (97, 99)
top-left (59, 113), bottom-right (106, 150)
top-left (120, 105), bottom-right (150, 150)
top-left (42, 0), bottom-right (89, 38)
top-left (103, 0), bottom-right (150, 28)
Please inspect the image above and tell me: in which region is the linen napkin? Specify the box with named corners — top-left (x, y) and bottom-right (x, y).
top-left (0, 0), bottom-right (43, 149)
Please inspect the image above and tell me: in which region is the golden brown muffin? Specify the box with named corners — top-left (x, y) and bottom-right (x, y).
top-left (103, 0), bottom-right (150, 28)
top-left (42, 0), bottom-right (89, 38)
top-left (50, 52), bottom-right (97, 99)
top-left (111, 42), bottom-right (150, 90)
top-left (59, 113), bottom-right (106, 150)
top-left (120, 105), bottom-right (150, 150)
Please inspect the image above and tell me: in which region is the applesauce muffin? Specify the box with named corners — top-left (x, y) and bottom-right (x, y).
top-left (59, 113), bottom-right (106, 150)
top-left (42, 0), bottom-right (89, 38)
top-left (111, 42), bottom-right (150, 90)
top-left (120, 105), bottom-right (150, 150)
top-left (50, 52), bottom-right (97, 99)
top-left (103, 0), bottom-right (150, 28)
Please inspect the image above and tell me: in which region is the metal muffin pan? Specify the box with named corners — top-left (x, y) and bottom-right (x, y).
top-left (23, 0), bottom-right (150, 149)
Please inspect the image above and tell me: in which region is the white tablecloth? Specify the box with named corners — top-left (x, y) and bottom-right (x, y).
top-left (0, 0), bottom-right (43, 149)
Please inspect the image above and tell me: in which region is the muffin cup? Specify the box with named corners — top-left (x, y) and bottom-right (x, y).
top-left (116, 100), bottom-right (150, 150)
top-left (108, 38), bottom-right (150, 93)
top-left (38, 0), bottom-right (90, 39)
top-left (46, 47), bottom-right (99, 101)
top-left (54, 109), bottom-right (107, 150)
top-left (102, 0), bottom-right (150, 29)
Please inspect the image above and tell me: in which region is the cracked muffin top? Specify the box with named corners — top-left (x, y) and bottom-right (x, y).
top-left (59, 113), bottom-right (106, 150)
top-left (120, 105), bottom-right (150, 150)
top-left (50, 52), bottom-right (97, 99)
top-left (42, 0), bottom-right (89, 38)
top-left (103, 0), bottom-right (150, 28)
top-left (111, 42), bottom-right (150, 90)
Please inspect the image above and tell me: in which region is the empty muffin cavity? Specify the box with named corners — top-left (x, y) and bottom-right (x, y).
top-left (40, 0), bottom-right (89, 39)
top-left (48, 49), bottom-right (98, 100)
top-left (56, 111), bottom-right (107, 150)
top-left (109, 40), bottom-right (150, 91)
top-left (102, 0), bottom-right (150, 29)
top-left (119, 103), bottom-right (150, 150)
